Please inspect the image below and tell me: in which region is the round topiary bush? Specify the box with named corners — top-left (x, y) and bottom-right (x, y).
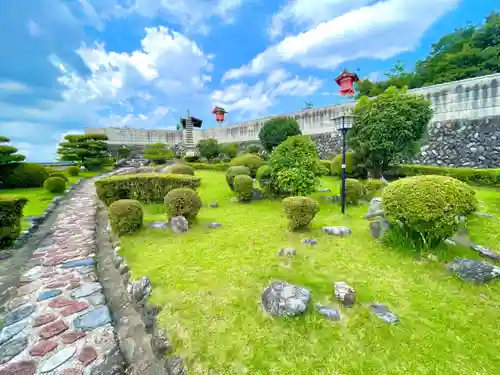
top-left (363, 180), bottom-right (386, 199)
top-left (382, 175), bottom-right (478, 245)
top-left (49, 172), bottom-right (68, 182)
top-left (256, 165), bottom-right (271, 189)
top-left (109, 199), bottom-right (144, 236)
top-left (345, 178), bottom-right (364, 204)
top-left (43, 176), bottom-right (66, 193)
top-left (331, 152), bottom-right (354, 176)
top-left (67, 166), bottom-right (80, 176)
top-left (282, 197), bottom-right (320, 231)
top-left (169, 164), bottom-right (195, 175)
top-left (225, 166), bottom-right (251, 191)
top-left (164, 188), bottom-right (202, 223)
top-left (230, 154), bottom-right (266, 178)
top-left (233, 175), bottom-right (254, 202)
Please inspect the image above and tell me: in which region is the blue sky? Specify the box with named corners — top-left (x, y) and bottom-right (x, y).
top-left (0, 0), bottom-right (496, 161)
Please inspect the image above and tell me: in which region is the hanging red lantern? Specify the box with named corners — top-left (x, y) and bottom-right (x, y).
top-left (335, 71), bottom-right (360, 97)
top-left (212, 106), bottom-right (227, 123)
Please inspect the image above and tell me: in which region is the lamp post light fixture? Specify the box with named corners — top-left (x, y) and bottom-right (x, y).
top-left (331, 112), bottom-right (356, 214)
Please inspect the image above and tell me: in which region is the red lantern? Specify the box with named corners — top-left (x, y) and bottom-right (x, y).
top-left (335, 71), bottom-right (360, 97)
top-left (212, 106), bottom-right (227, 123)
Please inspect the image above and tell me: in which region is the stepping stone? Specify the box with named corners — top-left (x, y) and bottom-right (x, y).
top-left (76, 265), bottom-right (96, 275)
top-left (0, 336), bottom-right (28, 364)
top-left (87, 293), bottom-right (106, 306)
top-left (71, 282), bottom-right (102, 299)
top-left (323, 226), bottom-right (352, 237)
top-left (371, 303), bottom-right (399, 324)
top-left (73, 306), bottom-right (112, 332)
top-left (61, 258), bottom-right (96, 268)
top-left (40, 347), bottom-right (76, 373)
top-left (38, 290), bottom-right (62, 301)
top-left (60, 331), bottom-right (86, 344)
top-left (29, 341), bottom-right (58, 357)
top-left (0, 320), bottom-right (29, 345)
top-left (61, 301), bottom-right (90, 317)
top-left (471, 244), bottom-right (500, 261)
top-left (39, 320), bottom-right (69, 339)
top-left (317, 188), bottom-right (331, 193)
top-left (302, 239), bottom-right (318, 245)
top-left (475, 212), bottom-right (493, 219)
top-left (315, 305), bottom-right (341, 321)
top-left (34, 313), bottom-right (57, 327)
top-left (4, 304), bottom-right (36, 327)
top-left (7, 296), bottom-right (31, 311)
top-left (447, 258), bottom-right (500, 283)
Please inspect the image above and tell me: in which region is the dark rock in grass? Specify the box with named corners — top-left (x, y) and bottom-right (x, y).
top-left (302, 239), bottom-right (318, 246)
top-left (370, 303), bottom-right (399, 324)
top-left (369, 218), bottom-right (391, 239)
top-left (323, 226), bottom-right (351, 237)
top-left (447, 258), bottom-right (500, 283)
top-left (209, 202), bottom-right (219, 208)
top-left (151, 329), bottom-right (173, 359)
top-left (208, 222), bottom-right (222, 229)
top-left (252, 189), bottom-right (263, 201)
top-left (326, 195), bottom-right (341, 203)
top-left (128, 276), bottom-right (151, 304)
top-left (261, 281), bottom-right (311, 317)
top-left (315, 305), bottom-right (340, 321)
top-left (317, 188), bottom-right (331, 193)
top-left (150, 221), bottom-right (169, 229)
top-left (475, 212), bottom-right (493, 219)
top-left (333, 282), bottom-right (356, 308)
top-left (278, 248), bottom-right (296, 257)
top-left (171, 216), bottom-right (188, 233)
top-left (165, 355), bottom-right (187, 375)
top-left (231, 197), bottom-right (239, 203)
top-left (471, 244), bottom-right (500, 261)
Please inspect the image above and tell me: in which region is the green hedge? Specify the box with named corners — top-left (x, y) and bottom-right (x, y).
top-left (0, 163), bottom-right (50, 188)
top-left (0, 196), bottom-right (28, 248)
top-left (397, 165), bottom-right (500, 187)
top-left (95, 173), bottom-right (201, 206)
top-left (44, 176), bottom-right (66, 193)
top-left (186, 162), bottom-right (230, 171)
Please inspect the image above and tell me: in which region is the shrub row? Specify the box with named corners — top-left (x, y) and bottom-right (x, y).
top-left (95, 173), bottom-right (201, 206)
top-left (186, 162), bottom-right (230, 171)
top-left (0, 163), bottom-right (50, 189)
top-left (0, 196), bottom-right (28, 248)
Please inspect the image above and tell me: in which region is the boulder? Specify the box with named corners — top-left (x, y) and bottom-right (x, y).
top-left (278, 248), bottom-right (296, 257)
top-left (470, 244), bottom-right (500, 261)
top-left (333, 282), bottom-right (356, 307)
top-left (261, 281), bottom-right (311, 317)
top-left (370, 303), bottom-right (399, 324)
top-left (171, 216), bottom-right (188, 233)
top-left (315, 305), bottom-right (340, 321)
top-left (322, 226), bottom-right (351, 237)
top-left (447, 258), bottom-right (500, 283)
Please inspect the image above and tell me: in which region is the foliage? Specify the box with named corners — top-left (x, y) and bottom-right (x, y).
top-left (382, 175), bottom-right (478, 247)
top-left (269, 135), bottom-right (321, 196)
top-left (0, 136), bottom-right (25, 165)
top-left (197, 139), bottom-right (220, 161)
top-left (57, 133), bottom-right (110, 169)
top-left (233, 175), bottom-right (254, 202)
top-left (0, 195), bottom-right (28, 248)
top-left (219, 143), bottom-right (238, 159)
top-left (225, 166), bottom-right (250, 191)
top-left (363, 180), bottom-right (386, 199)
top-left (230, 154), bottom-right (266, 178)
top-left (67, 166), bottom-right (80, 177)
top-left (184, 154), bottom-right (200, 163)
top-left (348, 87), bottom-right (432, 177)
top-left (0, 163), bottom-right (50, 189)
top-left (317, 160), bottom-right (330, 176)
top-left (118, 146), bottom-right (132, 159)
top-left (259, 117), bottom-right (302, 152)
top-left (95, 173), bottom-right (201, 206)
top-left (169, 164), bottom-right (195, 175)
top-left (331, 152), bottom-right (353, 176)
top-left (43, 176), bottom-right (66, 194)
top-left (164, 188), bottom-right (202, 223)
top-left (49, 172), bottom-right (68, 182)
top-left (143, 142), bottom-right (173, 164)
top-left (345, 178), bottom-right (364, 204)
top-left (186, 162), bottom-right (230, 171)
top-left (256, 165), bottom-right (271, 190)
top-left (246, 143), bottom-right (263, 154)
top-left (109, 199), bottom-right (144, 236)
top-left (282, 196), bottom-right (319, 231)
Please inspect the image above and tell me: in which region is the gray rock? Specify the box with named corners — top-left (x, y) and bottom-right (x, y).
top-left (165, 355), bottom-right (187, 375)
top-left (87, 292), bottom-right (106, 306)
top-left (40, 347), bottom-right (76, 372)
top-left (367, 197), bottom-right (383, 215)
top-left (71, 282), bottom-right (103, 299)
top-left (231, 197), bottom-right (239, 203)
top-left (90, 346), bottom-right (124, 375)
top-left (447, 258), bottom-right (500, 283)
top-left (326, 194), bottom-right (341, 203)
top-left (208, 222), bottom-right (222, 229)
top-left (171, 216), bottom-right (188, 233)
top-left (149, 221), bottom-right (169, 229)
top-left (471, 244), bottom-right (500, 261)
top-left (322, 226), bottom-right (352, 237)
top-left (209, 202), bottom-right (219, 208)
top-left (371, 303), bottom-right (399, 324)
top-left (302, 239), bottom-right (318, 245)
top-left (128, 276), bottom-right (151, 304)
top-left (151, 329), bottom-right (173, 359)
top-left (0, 319), bottom-right (28, 345)
top-left (0, 336), bottom-right (28, 364)
top-left (252, 189), bottom-right (263, 201)
top-left (261, 281), bottom-right (311, 317)
top-left (369, 217), bottom-right (391, 239)
top-left (315, 305), bottom-right (341, 321)
top-left (73, 306), bottom-right (112, 331)
top-left (278, 248), bottom-right (296, 257)
top-left (333, 282), bottom-right (356, 307)
top-left (4, 304), bottom-right (36, 326)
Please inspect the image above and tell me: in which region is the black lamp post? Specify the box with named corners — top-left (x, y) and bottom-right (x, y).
top-left (332, 112), bottom-right (355, 214)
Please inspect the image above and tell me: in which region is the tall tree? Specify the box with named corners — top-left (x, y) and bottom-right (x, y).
top-left (117, 146), bottom-right (131, 159)
top-left (57, 134), bottom-right (109, 169)
top-left (143, 143), bottom-right (173, 164)
top-left (0, 136), bottom-right (25, 165)
top-left (259, 117), bottom-right (302, 152)
top-left (197, 139), bottom-right (220, 161)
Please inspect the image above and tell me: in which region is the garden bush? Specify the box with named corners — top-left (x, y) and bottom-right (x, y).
top-left (318, 160), bottom-right (331, 176)
top-left (43, 176), bottom-right (66, 194)
top-left (363, 180), bottom-right (386, 199)
top-left (246, 143), bottom-right (263, 154)
top-left (225, 166), bottom-right (251, 191)
top-left (164, 188), bottom-right (202, 223)
top-left (49, 172), bottom-right (68, 182)
top-left (95, 173), bottom-right (201, 206)
top-left (108, 199), bottom-right (143, 236)
top-left (259, 117), bottom-right (302, 152)
top-left (168, 164), bottom-right (195, 175)
top-left (0, 196), bottom-right (28, 248)
top-left (0, 163), bottom-right (50, 188)
top-left (256, 165), bottom-right (271, 189)
top-left (230, 154), bottom-right (266, 178)
top-left (184, 155), bottom-right (200, 163)
top-left (282, 196), bottom-right (320, 231)
top-left (233, 175), bottom-right (254, 202)
top-left (269, 135), bottom-right (321, 196)
top-left (397, 165), bottom-right (500, 187)
top-left (67, 166), bottom-right (80, 176)
top-left (186, 162), bottom-right (230, 171)
top-left (382, 175), bottom-right (478, 247)
top-left (345, 178), bottom-right (364, 204)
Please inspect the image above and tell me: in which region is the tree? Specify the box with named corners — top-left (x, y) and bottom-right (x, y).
top-left (0, 136), bottom-right (25, 165)
top-left (117, 146), bottom-right (131, 159)
top-left (197, 139), bottom-right (219, 161)
top-left (57, 134), bottom-right (109, 169)
top-left (143, 143), bottom-right (173, 164)
top-left (348, 86), bottom-right (433, 178)
top-left (219, 143), bottom-right (238, 159)
top-left (259, 117), bottom-right (302, 153)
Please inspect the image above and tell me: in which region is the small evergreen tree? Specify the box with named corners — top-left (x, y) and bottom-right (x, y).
top-left (197, 139), bottom-right (220, 161)
top-left (57, 133), bottom-right (109, 169)
top-left (0, 136), bottom-right (25, 165)
top-left (143, 143), bottom-right (173, 164)
top-left (259, 117), bottom-right (302, 152)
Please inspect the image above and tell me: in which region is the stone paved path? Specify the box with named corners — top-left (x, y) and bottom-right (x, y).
top-left (0, 180), bottom-right (123, 375)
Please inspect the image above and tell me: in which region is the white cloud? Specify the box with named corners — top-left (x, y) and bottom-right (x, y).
top-left (224, 0), bottom-right (459, 80)
top-left (0, 81), bottom-right (31, 92)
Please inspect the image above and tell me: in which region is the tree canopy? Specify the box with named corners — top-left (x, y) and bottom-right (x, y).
top-left (259, 117), bottom-right (302, 152)
top-left (197, 139), bottom-right (220, 160)
top-left (57, 133), bottom-right (109, 169)
top-left (0, 136), bottom-right (25, 165)
top-left (143, 142), bottom-right (173, 164)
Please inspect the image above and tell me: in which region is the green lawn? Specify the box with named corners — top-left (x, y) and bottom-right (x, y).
top-left (119, 170), bottom-right (500, 375)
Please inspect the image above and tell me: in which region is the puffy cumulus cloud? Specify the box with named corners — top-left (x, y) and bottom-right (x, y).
top-left (224, 0), bottom-right (459, 80)
top-left (211, 71), bottom-right (322, 117)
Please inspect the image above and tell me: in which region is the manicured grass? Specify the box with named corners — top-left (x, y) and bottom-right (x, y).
top-left (119, 170), bottom-right (500, 375)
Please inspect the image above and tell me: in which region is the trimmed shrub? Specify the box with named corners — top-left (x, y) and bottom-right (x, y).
top-left (184, 155), bottom-right (199, 163)
top-left (95, 173), bottom-right (201, 206)
top-left (49, 172), bottom-right (68, 182)
top-left (259, 117), bottom-right (302, 152)
top-left (0, 163), bottom-right (50, 188)
top-left (164, 188), bottom-right (202, 223)
top-left (246, 144), bottom-right (263, 154)
top-left (233, 175), bottom-right (254, 202)
top-left (225, 166), bottom-right (251, 191)
top-left (318, 160), bottom-right (331, 176)
top-left (345, 178), bottom-right (364, 204)
top-left (363, 180), bottom-right (386, 199)
top-left (67, 166), bottom-right (80, 176)
top-left (44, 176), bottom-right (66, 194)
top-left (331, 152), bottom-right (354, 176)
top-left (256, 165), bottom-right (271, 189)
top-left (186, 162), bottom-right (230, 171)
top-left (0, 196), bottom-right (28, 248)
top-left (382, 175), bottom-right (478, 247)
top-left (169, 164), bottom-right (195, 175)
top-left (282, 196), bottom-right (320, 231)
top-left (397, 165), bottom-right (500, 187)
top-left (230, 154), bottom-right (266, 178)
top-left (108, 199), bottom-right (143, 236)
